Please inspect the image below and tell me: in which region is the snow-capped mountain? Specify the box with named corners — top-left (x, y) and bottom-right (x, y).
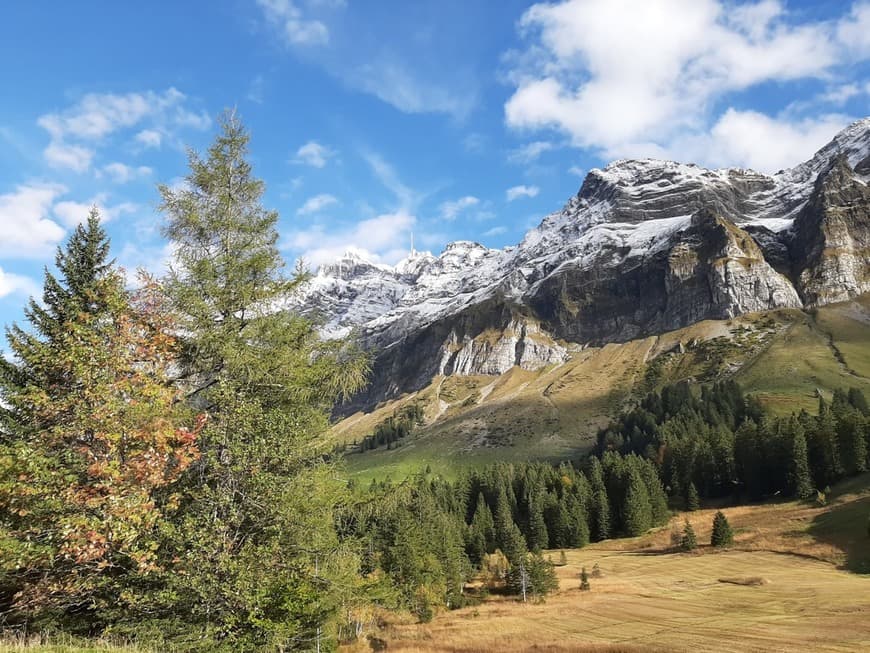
top-left (294, 118), bottom-right (870, 411)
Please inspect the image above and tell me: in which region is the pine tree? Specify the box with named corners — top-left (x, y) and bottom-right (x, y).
top-left (152, 112), bottom-right (369, 648)
top-left (686, 481), bottom-right (700, 511)
top-left (680, 519), bottom-right (697, 551)
top-left (789, 419), bottom-right (814, 500)
top-left (711, 511), bottom-right (734, 547)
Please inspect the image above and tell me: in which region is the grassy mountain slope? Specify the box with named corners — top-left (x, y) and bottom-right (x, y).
top-left (334, 296), bottom-right (870, 480)
top-left (371, 473), bottom-right (870, 652)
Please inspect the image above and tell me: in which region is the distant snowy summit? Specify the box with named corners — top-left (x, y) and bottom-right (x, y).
top-left (294, 118), bottom-right (870, 411)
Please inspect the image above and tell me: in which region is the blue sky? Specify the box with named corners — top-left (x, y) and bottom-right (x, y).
top-left (1, 0), bottom-right (869, 330)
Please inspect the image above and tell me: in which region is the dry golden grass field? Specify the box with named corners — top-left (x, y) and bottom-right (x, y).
top-left (357, 475), bottom-right (870, 653)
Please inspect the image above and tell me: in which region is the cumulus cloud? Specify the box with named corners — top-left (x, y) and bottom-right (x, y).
top-left (506, 185), bottom-right (540, 201)
top-left (505, 0), bottom-right (870, 171)
top-left (297, 193), bottom-right (339, 215)
top-left (53, 194), bottom-right (137, 227)
top-left (43, 141), bottom-right (94, 172)
top-left (0, 267), bottom-right (39, 300)
top-left (293, 140), bottom-right (334, 167)
top-left (38, 88), bottom-right (209, 170)
top-left (0, 183), bottom-right (67, 258)
top-left (135, 129), bottom-right (163, 148)
top-left (439, 195), bottom-right (479, 221)
top-left (101, 162), bottom-right (153, 183)
top-left (283, 210), bottom-right (416, 268)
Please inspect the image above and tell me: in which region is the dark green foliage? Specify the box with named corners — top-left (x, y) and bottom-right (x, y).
top-left (622, 464), bottom-right (653, 536)
top-left (599, 381), bottom-right (870, 505)
top-left (686, 482), bottom-right (700, 511)
top-left (711, 511), bottom-right (734, 547)
top-left (789, 419), bottom-right (814, 500)
top-left (680, 519), bottom-right (697, 551)
top-left (579, 567), bottom-right (590, 591)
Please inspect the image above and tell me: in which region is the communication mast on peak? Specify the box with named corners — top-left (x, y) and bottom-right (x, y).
top-left (410, 231), bottom-right (417, 257)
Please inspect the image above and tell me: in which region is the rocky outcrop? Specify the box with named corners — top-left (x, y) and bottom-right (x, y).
top-left (790, 155), bottom-right (870, 305)
top-left (293, 118), bottom-right (870, 411)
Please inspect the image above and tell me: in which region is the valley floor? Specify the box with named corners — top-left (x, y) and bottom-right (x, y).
top-left (363, 474), bottom-right (870, 653)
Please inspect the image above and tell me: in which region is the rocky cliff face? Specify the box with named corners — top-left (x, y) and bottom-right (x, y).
top-left (292, 119), bottom-right (870, 411)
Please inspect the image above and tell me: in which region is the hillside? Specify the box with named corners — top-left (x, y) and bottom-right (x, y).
top-left (365, 474), bottom-right (870, 652)
top-left (334, 295), bottom-right (870, 479)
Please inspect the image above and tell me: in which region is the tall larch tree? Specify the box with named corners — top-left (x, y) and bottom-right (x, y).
top-left (150, 111), bottom-right (369, 650)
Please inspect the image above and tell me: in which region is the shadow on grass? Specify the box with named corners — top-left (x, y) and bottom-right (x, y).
top-left (807, 493), bottom-right (870, 574)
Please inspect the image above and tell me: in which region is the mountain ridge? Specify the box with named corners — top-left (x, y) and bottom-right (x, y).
top-left (294, 118), bottom-right (870, 412)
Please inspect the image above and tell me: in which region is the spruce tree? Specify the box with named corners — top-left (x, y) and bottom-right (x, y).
top-left (686, 481), bottom-right (700, 511)
top-left (711, 511), bottom-right (734, 547)
top-left (527, 490), bottom-right (549, 552)
top-left (789, 419), bottom-right (814, 500)
top-left (0, 217), bottom-right (202, 627)
top-left (588, 458), bottom-right (610, 541)
top-left (680, 519), bottom-right (697, 551)
top-left (622, 465), bottom-right (652, 536)
top-left (1, 209), bottom-right (112, 435)
top-left (152, 112), bottom-right (369, 649)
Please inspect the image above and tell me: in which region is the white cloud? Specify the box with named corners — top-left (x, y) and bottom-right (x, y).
top-left (508, 140), bottom-right (556, 164)
top-left (350, 58), bottom-right (475, 119)
top-left (439, 195), bottom-right (479, 221)
top-left (297, 193), bottom-right (339, 215)
top-left (0, 267), bottom-right (39, 299)
top-left (0, 183), bottom-right (67, 258)
top-left (506, 185), bottom-right (540, 201)
top-left (101, 162), bottom-right (152, 183)
top-left (135, 129), bottom-right (163, 148)
top-left (837, 2), bottom-right (870, 57)
top-left (284, 210), bottom-right (416, 268)
top-left (568, 165), bottom-right (585, 177)
top-left (38, 88), bottom-right (192, 141)
top-left (53, 194), bottom-right (137, 228)
top-left (43, 141), bottom-right (94, 172)
top-left (678, 109), bottom-right (853, 173)
top-left (362, 151), bottom-right (419, 210)
top-left (38, 88), bottom-right (209, 170)
top-left (293, 140), bottom-right (333, 168)
top-left (505, 0), bottom-right (870, 168)
top-left (258, 0), bottom-right (330, 46)
top-left (483, 225), bottom-right (507, 237)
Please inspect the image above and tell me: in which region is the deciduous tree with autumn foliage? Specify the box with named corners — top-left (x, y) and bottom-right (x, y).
top-left (0, 211), bottom-right (204, 630)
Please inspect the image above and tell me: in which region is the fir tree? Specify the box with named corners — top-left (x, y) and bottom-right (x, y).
top-left (622, 465), bottom-right (652, 536)
top-left (789, 419), bottom-right (814, 500)
top-left (686, 481), bottom-right (700, 511)
top-left (0, 217), bottom-right (202, 626)
top-left (1, 209), bottom-right (112, 435)
top-left (711, 511), bottom-right (734, 547)
top-left (680, 519), bottom-right (697, 551)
